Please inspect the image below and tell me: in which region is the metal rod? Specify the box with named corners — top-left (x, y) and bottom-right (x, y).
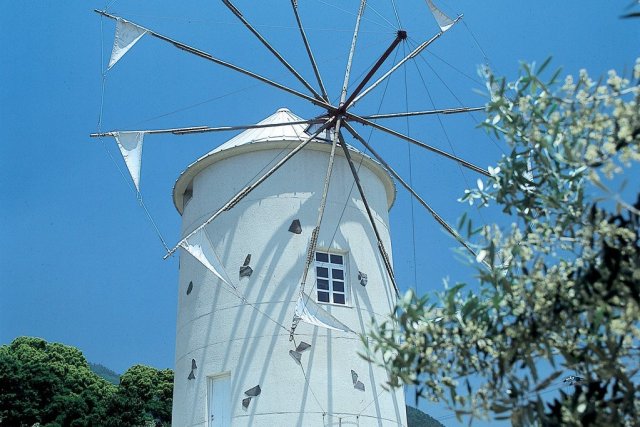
top-left (344, 111), bottom-right (490, 177)
top-left (341, 30), bottom-right (406, 110)
top-left (298, 118), bottom-right (342, 290)
top-left (290, 0), bottom-right (329, 101)
top-left (94, 10), bottom-right (335, 112)
top-left (362, 106), bottom-right (483, 120)
top-left (343, 122), bottom-right (485, 264)
top-left (89, 119), bottom-right (323, 138)
top-left (349, 16), bottom-right (461, 107)
top-left (339, 0), bottom-right (367, 107)
top-left (222, 0), bottom-right (325, 101)
top-left (337, 131), bottom-right (399, 296)
top-left (163, 117), bottom-right (337, 259)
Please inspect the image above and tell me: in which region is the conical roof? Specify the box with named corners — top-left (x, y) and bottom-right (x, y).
top-left (209, 108), bottom-right (312, 153)
top-left (173, 108), bottom-right (395, 214)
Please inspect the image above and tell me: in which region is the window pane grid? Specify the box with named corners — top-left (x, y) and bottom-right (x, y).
top-left (315, 251), bottom-right (347, 306)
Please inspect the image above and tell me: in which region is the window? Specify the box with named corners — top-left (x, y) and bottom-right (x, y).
top-left (315, 251), bottom-right (347, 305)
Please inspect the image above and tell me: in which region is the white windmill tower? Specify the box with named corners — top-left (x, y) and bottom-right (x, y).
top-left (171, 107), bottom-right (405, 426)
top-left (92, 1), bottom-right (491, 426)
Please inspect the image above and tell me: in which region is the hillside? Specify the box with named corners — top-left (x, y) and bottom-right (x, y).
top-left (89, 362), bottom-right (120, 385)
top-left (406, 405), bottom-right (445, 427)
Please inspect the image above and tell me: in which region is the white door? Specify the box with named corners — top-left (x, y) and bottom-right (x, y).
top-left (208, 373), bottom-right (231, 427)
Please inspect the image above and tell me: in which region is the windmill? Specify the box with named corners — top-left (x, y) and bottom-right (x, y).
top-left (91, 1), bottom-right (492, 425)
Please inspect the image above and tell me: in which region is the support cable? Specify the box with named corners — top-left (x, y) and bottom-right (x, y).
top-left (314, 0), bottom-right (395, 31)
top-left (424, 49), bottom-right (484, 86)
top-left (97, 11), bottom-right (170, 253)
top-left (345, 112), bottom-right (490, 177)
top-left (462, 20), bottom-right (491, 68)
top-left (390, 0), bottom-right (402, 28)
top-left (410, 38), bottom-right (505, 155)
top-left (198, 229), bottom-right (292, 334)
top-left (366, 2), bottom-right (397, 29)
top-left (291, 337), bottom-right (327, 413)
top-left (342, 122), bottom-right (486, 265)
top-left (410, 54), bottom-right (477, 198)
top-left (121, 85), bottom-right (259, 129)
top-left (409, 47), bottom-right (494, 232)
top-left (402, 42), bottom-right (419, 290)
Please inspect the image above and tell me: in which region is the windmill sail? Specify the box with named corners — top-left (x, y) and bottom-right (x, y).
top-left (108, 18), bottom-right (148, 70)
top-left (179, 229), bottom-right (232, 286)
top-left (426, 0), bottom-right (454, 32)
top-left (114, 131), bottom-right (144, 192)
top-left (294, 293), bottom-right (352, 333)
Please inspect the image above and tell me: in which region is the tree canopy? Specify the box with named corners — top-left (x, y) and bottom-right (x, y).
top-left (1, 336), bottom-right (444, 426)
top-left (0, 337), bottom-right (172, 427)
top-left (367, 58), bottom-right (640, 425)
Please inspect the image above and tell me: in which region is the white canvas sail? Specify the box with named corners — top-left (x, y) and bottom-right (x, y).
top-left (294, 294), bottom-right (353, 333)
top-left (426, 0), bottom-right (454, 32)
top-left (114, 131), bottom-right (144, 192)
top-left (108, 18), bottom-right (148, 70)
top-left (179, 229), bottom-right (232, 286)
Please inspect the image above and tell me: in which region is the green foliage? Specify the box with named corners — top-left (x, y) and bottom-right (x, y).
top-left (367, 59), bottom-right (640, 425)
top-left (107, 365), bottom-right (173, 427)
top-left (0, 337), bottom-right (173, 427)
top-left (0, 337), bottom-right (116, 426)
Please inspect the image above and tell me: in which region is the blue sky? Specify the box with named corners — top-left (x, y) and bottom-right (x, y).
top-left (1, 0), bottom-right (638, 424)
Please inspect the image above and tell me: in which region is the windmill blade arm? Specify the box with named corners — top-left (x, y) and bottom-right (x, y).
top-left (362, 106), bottom-right (484, 120)
top-left (290, 0), bottom-right (329, 101)
top-left (89, 119), bottom-right (323, 138)
top-left (339, 0), bottom-right (367, 106)
top-left (221, 0), bottom-right (325, 101)
top-left (345, 112), bottom-right (490, 177)
top-left (298, 118), bottom-right (343, 289)
top-left (341, 30), bottom-right (407, 110)
top-left (349, 16), bottom-right (462, 108)
top-left (342, 122), bottom-right (486, 264)
top-left (337, 131), bottom-right (399, 296)
top-left (163, 117), bottom-right (337, 259)
top-left (94, 10), bottom-right (334, 112)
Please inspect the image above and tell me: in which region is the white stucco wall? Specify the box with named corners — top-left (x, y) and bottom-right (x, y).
top-left (172, 141), bottom-right (407, 427)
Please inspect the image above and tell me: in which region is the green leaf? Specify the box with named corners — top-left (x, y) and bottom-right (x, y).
top-left (538, 57), bottom-right (553, 75)
top-left (534, 371), bottom-right (563, 391)
top-left (491, 403), bottom-right (510, 414)
top-left (548, 67), bottom-right (563, 85)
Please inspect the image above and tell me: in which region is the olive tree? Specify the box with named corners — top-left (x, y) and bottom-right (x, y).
top-left (366, 58), bottom-right (640, 425)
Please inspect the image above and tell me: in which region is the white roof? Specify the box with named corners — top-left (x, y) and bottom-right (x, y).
top-left (173, 108), bottom-right (396, 213)
top-left (210, 108), bottom-right (313, 153)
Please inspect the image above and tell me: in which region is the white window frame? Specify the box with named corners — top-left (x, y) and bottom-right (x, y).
top-left (314, 250), bottom-right (348, 306)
